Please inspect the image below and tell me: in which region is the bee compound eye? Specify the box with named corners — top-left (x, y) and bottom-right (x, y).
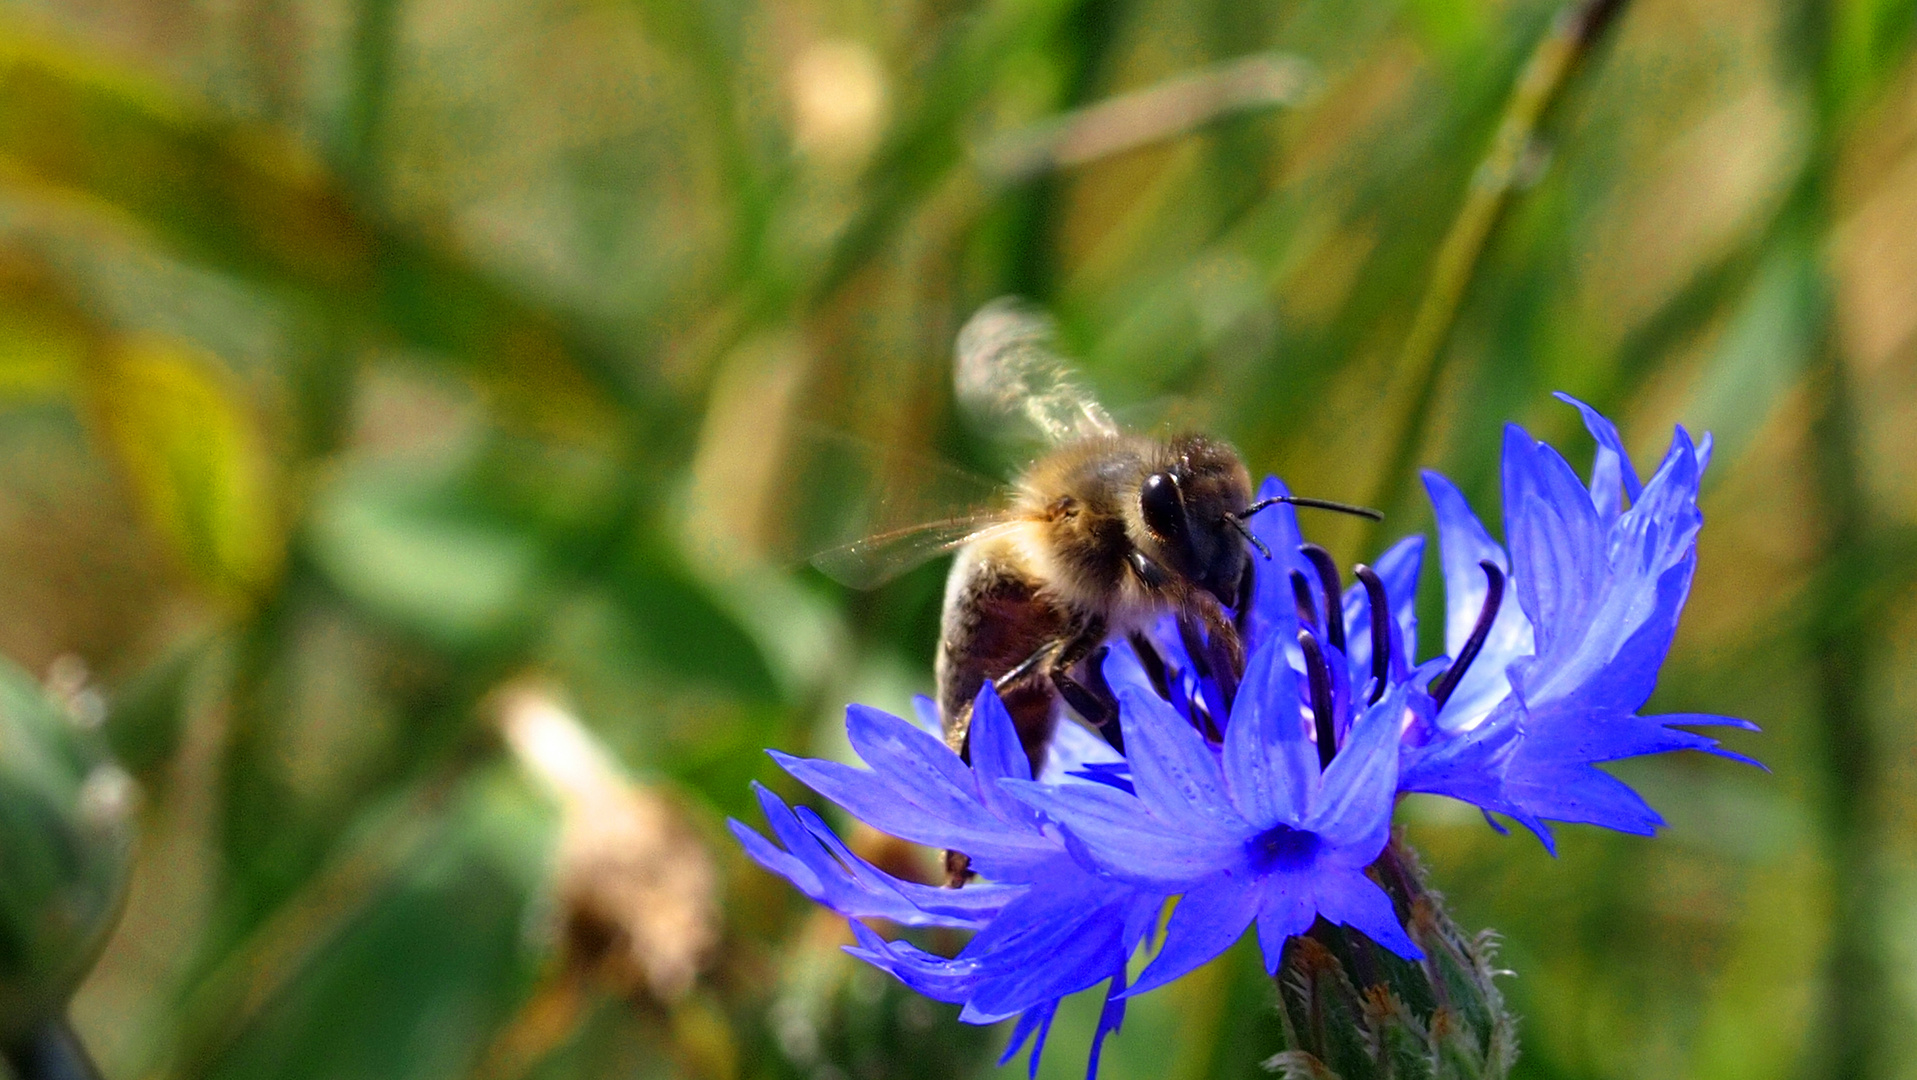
top-left (1140, 471), bottom-right (1187, 541)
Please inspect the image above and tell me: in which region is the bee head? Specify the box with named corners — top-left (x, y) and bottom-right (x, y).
top-left (1135, 435), bottom-right (1254, 604)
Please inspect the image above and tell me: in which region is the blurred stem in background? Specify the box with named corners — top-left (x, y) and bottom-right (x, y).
top-left (998, 0), bottom-right (1126, 301)
top-left (1366, 0), bottom-right (1631, 526)
top-left (341, 0), bottom-right (398, 193)
top-left (1804, 318), bottom-right (1883, 1080)
top-left (1793, 0), bottom-right (1887, 1076)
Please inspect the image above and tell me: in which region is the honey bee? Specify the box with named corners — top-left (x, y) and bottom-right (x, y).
top-left (814, 299), bottom-right (1378, 787)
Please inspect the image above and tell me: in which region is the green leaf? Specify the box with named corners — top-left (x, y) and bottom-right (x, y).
top-left (82, 337), bottom-right (282, 606)
top-left (606, 542), bottom-right (780, 702)
top-left (193, 771), bottom-right (551, 1080)
top-left (305, 464), bottom-right (545, 652)
top-left (0, 17), bottom-right (655, 418)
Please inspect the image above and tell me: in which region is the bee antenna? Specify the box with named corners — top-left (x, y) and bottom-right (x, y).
top-left (1239, 494), bottom-right (1384, 522)
top-left (1226, 514), bottom-right (1273, 560)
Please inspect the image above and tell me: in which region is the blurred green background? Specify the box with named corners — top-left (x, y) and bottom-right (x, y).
top-left (0, 0), bottom-right (1908, 1074)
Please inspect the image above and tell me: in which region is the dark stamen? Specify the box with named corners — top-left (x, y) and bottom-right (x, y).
top-left (1177, 616), bottom-right (1211, 680)
top-left (1177, 616), bottom-right (1236, 722)
top-left (1084, 649), bottom-right (1126, 753)
top-left (1300, 544), bottom-right (1346, 655)
top-left (1299, 631), bottom-right (1337, 769)
top-left (1127, 631), bottom-right (1173, 702)
top-left (1241, 495), bottom-right (1386, 522)
top-left (1428, 560), bottom-right (1506, 710)
top-left (1227, 514), bottom-right (1273, 560)
top-left (1193, 700), bottom-right (1222, 743)
top-left (1204, 631), bottom-right (1239, 712)
top-left (1354, 565), bottom-right (1391, 705)
top-left (1289, 570), bottom-right (1318, 629)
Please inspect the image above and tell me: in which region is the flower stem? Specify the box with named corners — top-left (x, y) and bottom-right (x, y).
top-left (1365, 0), bottom-right (1634, 523)
top-left (1805, 328), bottom-right (1886, 1080)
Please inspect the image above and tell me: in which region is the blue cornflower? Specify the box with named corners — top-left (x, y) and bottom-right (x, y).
top-left (736, 393), bottom-right (1757, 1078)
top-left (731, 687), bottom-right (1163, 1078)
top-left (1396, 394), bottom-right (1762, 848)
top-left (1008, 640), bottom-right (1424, 998)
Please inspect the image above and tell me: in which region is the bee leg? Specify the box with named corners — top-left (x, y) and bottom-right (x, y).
top-left (1126, 631), bottom-right (1173, 701)
top-left (1053, 649), bottom-right (1123, 752)
top-left (943, 850), bottom-right (975, 887)
top-left (1174, 616), bottom-right (1224, 740)
top-left (1200, 595), bottom-right (1246, 679)
top-left (1127, 552), bottom-right (1167, 589)
top-left (1198, 596), bottom-right (1245, 684)
top-left (1047, 618), bottom-right (1121, 748)
top-left (1177, 597), bottom-right (1244, 715)
top-left (996, 640), bottom-right (1059, 691)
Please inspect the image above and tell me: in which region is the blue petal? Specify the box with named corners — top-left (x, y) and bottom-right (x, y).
top-left (1086, 964), bottom-right (1130, 1080)
top-left (845, 920), bottom-right (982, 1004)
top-left (1397, 697), bottom-right (1543, 835)
top-left (1102, 635), bottom-right (1188, 722)
top-left (1244, 477), bottom-right (1310, 658)
top-left (1513, 701), bottom-right (1764, 772)
top-left (970, 686), bottom-right (1052, 828)
top-left (1253, 872), bottom-right (1313, 973)
top-left (1306, 682), bottom-right (1406, 855)
top-left (910, 694), bottom-right (942, 736)
top-left (1323, 638), bottom-right (1355, 747)
top-left (1313, 869), bottom-right (1422, 960)
top-left (1066, 760), bottom-right (1136, 793)
top-left (1422, 471), bottom-right (1533, 731)
top-left (1002, 778), bottom-right (1244, 884)
top-left (1657, 712), bottom-right (1762, 732)
top-left (1041, 709), bottom-right (1125, 784)
top-left (1128, 873), bottom-right (1261, 996)
top-left (1422, 471), bottom-right (1509, 657)
top-left (773, 752), bottom-right (1055, 877)
top-left (796, 805), bottom-right (1026, 921)
top-left (731, 815), bottom-right (823, 897)
top-left (969, 685), bottom-right (1033, 783)
top-left (1501, 756), bottom-right (1666, 836)
top-left (966, 889), bottom-right (1133, 1017)
top-left (1241, 475), bottom-right (1344, 673)
top-left (1115, 683), bottom-right (1246, 835)
top-left (1223, 637), bottom-right (1316, 827)
top-left (729, 784), bottom-right (1020, 928)
top-left (999, 1001), bottom-right (1058, 1079)
top-left (1555, 392), bottom-right (1642, 520)
top-left (843, 703), bottom-right (982, 819)
top-left (1515, 433), bottom-right (1702, 711)
top-left (1503, 423), bottom-right (1606, 658)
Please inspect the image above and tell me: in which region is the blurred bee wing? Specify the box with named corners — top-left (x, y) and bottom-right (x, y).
top-left (810, 516), bottom-right (1018, 590)
top-left (955, 298), bottom-right (1119, 446)
top-left (784, 425), bottom-right (1008, 589)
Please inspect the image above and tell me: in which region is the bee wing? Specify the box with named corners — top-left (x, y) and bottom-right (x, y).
top-left (955, 297), bottom-right (1119, 446)
top-left (810, 515), bottom-right (1019, 590)
top-left (784, 425), bottom-right (1010, 590)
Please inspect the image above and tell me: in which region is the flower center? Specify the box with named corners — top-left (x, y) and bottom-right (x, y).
top-left (1246, 824), bottom-right (1321, 872)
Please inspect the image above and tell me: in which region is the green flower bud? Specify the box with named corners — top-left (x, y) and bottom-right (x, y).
top-left (1267, 836), bottom-right (1518, 1080)
top-left (0, 657), bottom-right (134, 1044)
